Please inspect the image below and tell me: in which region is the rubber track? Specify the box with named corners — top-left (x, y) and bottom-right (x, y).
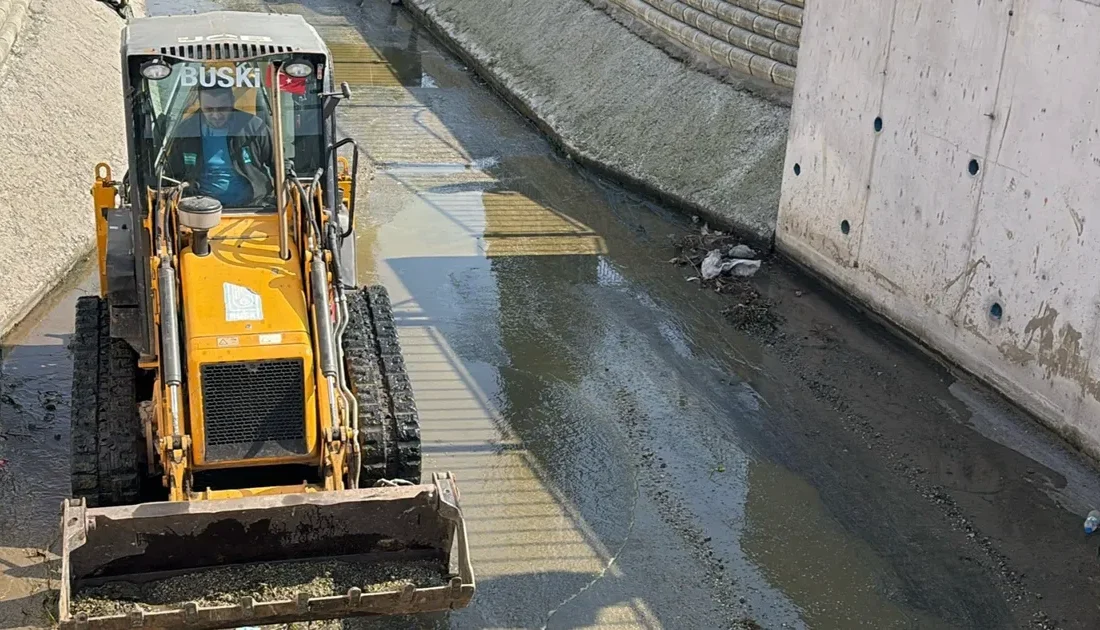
top-left (70, 296), bottom-right (101, 505)
top-left (96, 324), bottom-right (143, 506)
top-left (366, 285), bottom-right (422, 483)
top-left (342, 289), bottom-right (389, 481)
top-left (70, 296), bottom-right (143, 506)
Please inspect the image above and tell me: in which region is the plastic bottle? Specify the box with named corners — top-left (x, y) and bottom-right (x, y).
top-left (1085, 510), bottom-right (1100, 535)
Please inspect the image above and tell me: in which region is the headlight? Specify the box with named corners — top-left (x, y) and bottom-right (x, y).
top-left (141, 59), bottom-right (171, 80)
top-left (283, 60), bottom-right (313, 78)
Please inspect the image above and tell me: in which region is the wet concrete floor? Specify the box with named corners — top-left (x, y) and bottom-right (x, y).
top-left (2, 0), bottom-right (1100, 628)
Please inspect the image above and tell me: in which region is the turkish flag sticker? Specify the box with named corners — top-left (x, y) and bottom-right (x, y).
top-left (264, 65), bottom-right (307, 95)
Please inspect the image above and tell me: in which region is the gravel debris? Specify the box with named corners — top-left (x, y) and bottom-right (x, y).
top-left (71, 559), bottom-right (448, 618)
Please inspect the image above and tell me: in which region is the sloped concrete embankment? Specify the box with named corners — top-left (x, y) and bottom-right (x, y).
top-left (593, 0), bottom-right (803, 90)
top-left (403, 0), bottom-right (790, 249)
top-left (0, 0), bottom-right (139, 336)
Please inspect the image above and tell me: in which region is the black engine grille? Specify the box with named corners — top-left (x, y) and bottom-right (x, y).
top-left (200, 358), bottom-right (308, 461)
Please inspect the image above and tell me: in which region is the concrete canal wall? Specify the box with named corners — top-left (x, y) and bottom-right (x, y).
top-left (0, 0), bottom-right (137, 336)
top-left (588, 0), bottom-right (803, 90)
top-left (777, 0), bottom-right (1100, 458)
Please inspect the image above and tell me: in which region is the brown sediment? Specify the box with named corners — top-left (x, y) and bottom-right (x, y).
top-left (70, 559), bottom-right (448, 617)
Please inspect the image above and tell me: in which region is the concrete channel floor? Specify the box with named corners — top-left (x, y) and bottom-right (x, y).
top-left (2, 0), bottom-right (1100, 628)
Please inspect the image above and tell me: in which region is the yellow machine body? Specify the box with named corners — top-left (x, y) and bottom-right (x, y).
top-left (177, 215), bottom-right (320, 469)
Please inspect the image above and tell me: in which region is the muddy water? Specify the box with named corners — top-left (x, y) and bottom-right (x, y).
top-left (2, 0), bottom-right (1100, 628)
top-left (0, 259), bottom-right (97, 627)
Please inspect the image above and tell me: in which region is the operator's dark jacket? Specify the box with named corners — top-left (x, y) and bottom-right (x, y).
top-left (165, 109), bottom-right (275, 206)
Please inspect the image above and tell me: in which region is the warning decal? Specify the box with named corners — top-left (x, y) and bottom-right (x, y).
top-left (224, 283), bottom-right (264, 322)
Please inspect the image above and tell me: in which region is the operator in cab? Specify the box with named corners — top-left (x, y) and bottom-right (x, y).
top-left (165, 84), bottom-right (275, 208)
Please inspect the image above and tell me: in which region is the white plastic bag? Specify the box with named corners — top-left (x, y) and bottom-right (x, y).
top-left (701, 250), bottom-right (762, 280)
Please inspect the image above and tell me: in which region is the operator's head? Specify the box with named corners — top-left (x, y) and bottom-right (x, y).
top-left (199, 85), bottom-right (235, 128)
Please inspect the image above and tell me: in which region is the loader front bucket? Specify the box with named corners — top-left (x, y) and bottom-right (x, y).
top-left (56, 473), bottom-right (474, 630)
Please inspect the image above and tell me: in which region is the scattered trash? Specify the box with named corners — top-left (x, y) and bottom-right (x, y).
top-left (1086, 509), bottom-right (1100, 535)
top-left (698, 250), bottom-right (719, 278)
top-left (795, 290), bottom-right (804, 298)
top-left (668, 227), bottom-right (781, 334)
top-left (728, 244), bottom-right (757, 259)
top-left (701, 250), bottom-right (761, 280)
top-left (730, 259), bottom-right (761, 277)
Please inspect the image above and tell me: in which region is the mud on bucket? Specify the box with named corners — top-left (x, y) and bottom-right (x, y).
top-left (55, 474), bottom-right (474, 630)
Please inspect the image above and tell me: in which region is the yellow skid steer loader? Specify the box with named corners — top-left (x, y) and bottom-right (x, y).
top-left (57, 8), bottom-right (474, 629)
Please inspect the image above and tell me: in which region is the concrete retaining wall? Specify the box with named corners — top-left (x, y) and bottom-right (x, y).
top-left (0, 0), bottom-right (139, 336)
top-left (404, 0), bottom-right (790, 247)
top-left (599, 0), bottom-right (802, 89)
top-left (778, 0), bottom-right (1100, 458)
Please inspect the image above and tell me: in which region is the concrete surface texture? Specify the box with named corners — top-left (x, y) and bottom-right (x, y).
top-left (0, 0), bottom-right (138, 337)
top-left (0, 0), bottom-right (31, 68)
top-left (404, 0), bottom-right (789, 247)
top-left (598, 0), bottom-right (800, 88)
top-left (777, 0), bottom-right (1100, 460)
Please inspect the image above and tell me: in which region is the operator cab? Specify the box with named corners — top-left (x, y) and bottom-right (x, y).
top-left (110, 12), bottom-right (360, 358)
top-left (133, 50), bottom-right (324, 212)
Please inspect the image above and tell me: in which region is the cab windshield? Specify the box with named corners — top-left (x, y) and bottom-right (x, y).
top-left (135, 56), bottom-right (324, 212)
